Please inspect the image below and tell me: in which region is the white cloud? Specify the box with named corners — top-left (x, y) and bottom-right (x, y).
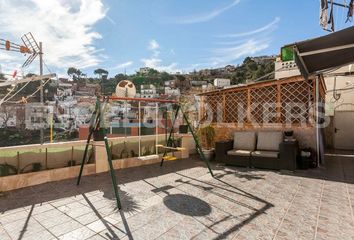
top-left (141, 57), bottom-right (180, 73)
top-left (218, 17), bottom-right (280, 38)
top-left (148, 40), bottom-right (160, 50)
top-left (105, 15), bottom-right (116, 25)
top-left (0, 53), bottom-right (16, 62)
top-left (210, 39), bottom-right (270, 66)
top-left (170, 49), bottom-right (176, 55)
top-left (0, 0), bottom-right (106, 73)
top-left (174, 0), bottom-right (241, 24)
top-left (111, 61), bottom-right (133, 70)
top-left (141, 39), bottom-right (180, 73)
top-left (209, 17), bottom-right (279, 66)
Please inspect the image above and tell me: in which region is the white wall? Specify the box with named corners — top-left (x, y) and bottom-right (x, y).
top-left (325, 75), bottom-right (354, 116)
top-left (274, 60), bottom-right (300, 79)
top-left (214, 78), bottom-right (230, 88)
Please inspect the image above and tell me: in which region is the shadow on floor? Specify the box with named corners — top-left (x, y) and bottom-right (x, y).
top-left (163, 194), bottom-right (212, 217)
top-left (82, 193), bottom-right (133, 240)
top-left (214, 167), bottom-right (267, 181)
top-left (2, 153), bottom-right (354, 239)
top-left (146, 168), bottom-right (274, 239)
top-left (279, 153), bottom-right (354, 185)
top-left (0, 157), bottom-right (203, 213)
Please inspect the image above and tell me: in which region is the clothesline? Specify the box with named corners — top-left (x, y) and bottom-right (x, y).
top-left (320, 0), bottom-right (353, 32)
top-left (329, 1), bottom-right (351, 8)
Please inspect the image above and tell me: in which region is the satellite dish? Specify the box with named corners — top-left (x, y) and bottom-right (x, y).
top-left (115, 80), bottom-right (136, 98)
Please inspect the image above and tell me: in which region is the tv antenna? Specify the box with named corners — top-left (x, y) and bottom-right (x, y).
top-left (0, 32), bottom-right (40, 68)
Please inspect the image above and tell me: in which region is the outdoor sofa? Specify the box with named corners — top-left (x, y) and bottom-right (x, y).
top-left (221, 131), bottom-right (298, 170)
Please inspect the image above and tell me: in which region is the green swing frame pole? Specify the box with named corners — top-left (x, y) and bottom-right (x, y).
top-left (180, 108), bottom-right (214, 177)
top-left (167, 105), bottom-right (180, 147)
top-left (103, 133), bottom-right (122, 209)
top-left (99, 97), bottom-right (122, 210)
top-left (160, 104), bottom-right (180, 167)
top-left (77, 98), bottom-right (100, 185)
top-left (76, 97), bottom-right (122, 209)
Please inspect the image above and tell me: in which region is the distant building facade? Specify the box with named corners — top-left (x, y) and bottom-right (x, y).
top-left (214, 78), bottom-right (231, 88)
top-left (140, 84), bottom-right (157, 98)
top-left (274, 57), bottom-right (301, 79)
top-left (138, 67), bottom-right (151, 75)
top-left (164, 87), bottom-right (180, 96)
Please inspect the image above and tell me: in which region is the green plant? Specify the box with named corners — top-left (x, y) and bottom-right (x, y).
top-left (197, 125), bottom-right (215, 150)
top-left (171, 137), bottom-right (182, 147)
top-left (0, 163), bottom-right (17, 177)
top-left (67, 160), bottom-right (76, 167)
top-left (130, 150), bottom-right (137, 157)
top-left (142, 146), bottom-right (153, 156)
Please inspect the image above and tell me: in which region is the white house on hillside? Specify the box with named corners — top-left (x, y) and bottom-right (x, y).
top-left (214, 78), bottom-right (231, 88)
top-left (140, 84), bottom-right (157, 98)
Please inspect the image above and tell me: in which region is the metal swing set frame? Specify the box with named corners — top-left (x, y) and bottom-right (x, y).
top-left (76, 96), bottom-right (214, 210)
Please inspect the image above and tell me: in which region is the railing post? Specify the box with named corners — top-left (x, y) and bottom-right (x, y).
top-left (110, 141), bottom-right (113, 159)
top-left (17, 151), bottom-right (20, 174)
top-left (45, 148), bottom-right (48, 170)
top-left (247, 89), bottom-right (251, 124)
top-left (138, 101), bottom-right (141, 157)
top-left (222, 94), bottom-right (226, 122)
top-left (277, 83), bottom-right (282, 124)
top-left (155, 102), bottom-right (158, 155)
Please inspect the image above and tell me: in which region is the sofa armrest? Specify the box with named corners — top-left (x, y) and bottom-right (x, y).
top-left (215, 140), bottom-right (233, 162)
top-left (279, 140), bottom-right (299, 170)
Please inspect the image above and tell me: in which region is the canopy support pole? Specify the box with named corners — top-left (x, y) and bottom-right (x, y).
top-left (316, 75), bottom-right (320, 167)
top-left (138, 101), bottom-right (141, 157)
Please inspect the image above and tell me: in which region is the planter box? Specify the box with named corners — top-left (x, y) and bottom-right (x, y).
top-left (0, 164), bottom-right (96, 192)
top-left (0, 134), bottom-right (195, 192)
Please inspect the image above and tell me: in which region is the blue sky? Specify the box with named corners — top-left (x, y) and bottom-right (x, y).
top-left (0, 0), bottom-right (353, 77)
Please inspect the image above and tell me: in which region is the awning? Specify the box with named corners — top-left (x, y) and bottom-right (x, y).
top-left (294, 26), bottom-right (354, 78)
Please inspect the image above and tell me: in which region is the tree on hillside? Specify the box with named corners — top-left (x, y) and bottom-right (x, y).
top-left (160, 72), bottom-right (173, 82)
top-left (131, 76), bottom-right (148, 91)
top-left (176, 75), bottom-right (186, 82)
top-left (0, 73), bottom-right (5, 80)
top-left (147, 68), bottom-right (158, 76)
top-left (94, 68), bottom-right (108, 78)
top-left (67, 67), bottom-right (83, 81)
top-left (93, 69), bottom-right (109, 95)
top-left (114, 73), bottom-right (126, 81)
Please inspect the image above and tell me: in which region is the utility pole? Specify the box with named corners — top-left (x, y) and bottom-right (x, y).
top-left (39, 42), bottom-right (44, 144)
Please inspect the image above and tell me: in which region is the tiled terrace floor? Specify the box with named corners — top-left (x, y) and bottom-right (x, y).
top-left (1, 154), bottom-right (354, 240)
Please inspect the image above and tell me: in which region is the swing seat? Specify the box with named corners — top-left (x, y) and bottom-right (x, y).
top-left (156, 145), bottom-right (185, 151)
top-left (162, 156), bottom-right (177, 161)
top-left (138, 154), bottom-right (159, 161)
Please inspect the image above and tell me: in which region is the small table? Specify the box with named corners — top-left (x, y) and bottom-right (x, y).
top-left (215, 140), bottom-right (233, 162)
top-left (279, 140), bottom-right (299, 170)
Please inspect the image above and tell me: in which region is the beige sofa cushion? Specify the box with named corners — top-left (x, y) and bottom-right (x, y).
top-left (233, 132), bottom-right (256, 151)
top-left (251, 151), bottom-right (279, 158)
top-left (257, 131), bottom-right (283, 151)
top-left (227, 150), bottom-right (252, 157)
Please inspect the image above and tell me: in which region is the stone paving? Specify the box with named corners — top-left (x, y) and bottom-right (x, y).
top-left (1, 154), bottom-right (354, 240)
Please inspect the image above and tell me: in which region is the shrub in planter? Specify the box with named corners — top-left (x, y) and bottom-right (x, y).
top-left (32, 163), bottom-right (42, 172)
top-left (67, 160), bottom-right (76, 167)
top-left (20, 162), bottom-right (42, 173)
top-left (0, 163), bottom-right (17, 177)
top-left (197, 125), bottom-right (216, 161)
top-left (171, 137), bottom-right (182, 147)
